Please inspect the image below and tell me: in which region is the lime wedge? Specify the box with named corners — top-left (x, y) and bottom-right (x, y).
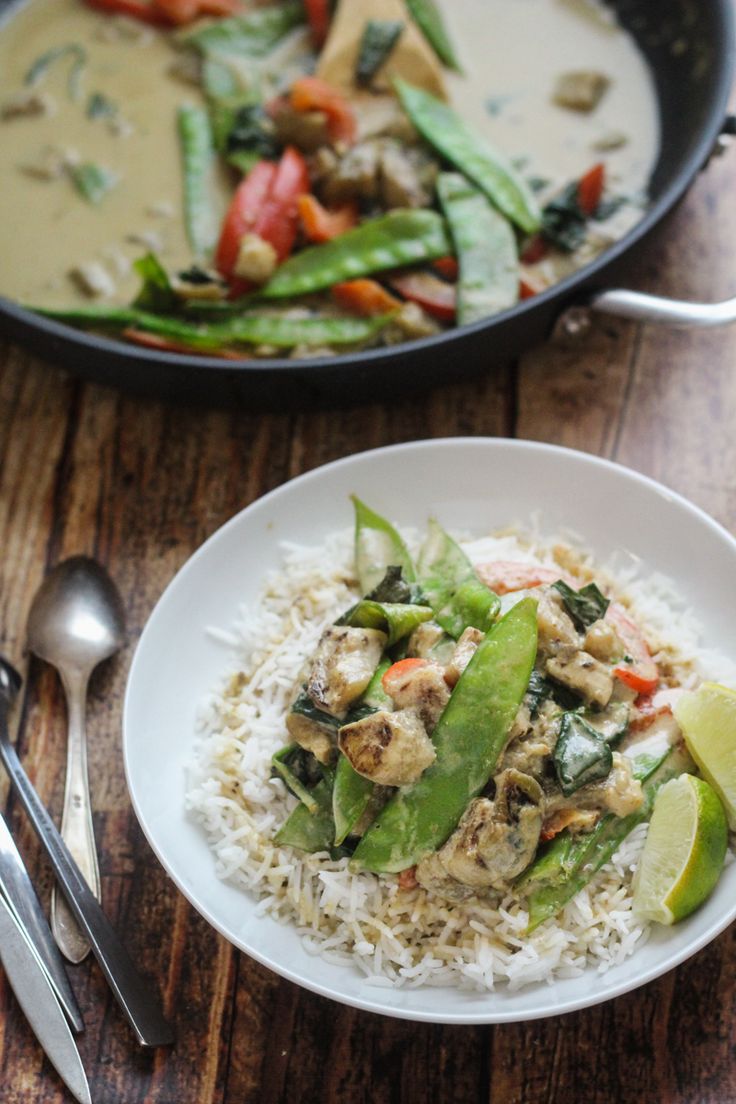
top-left (633, 774), bottom-right (727, 924)
top-left (674, 682), bottom-right (736, 830)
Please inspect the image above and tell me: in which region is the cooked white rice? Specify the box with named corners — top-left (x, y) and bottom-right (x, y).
top-left (186, 527), bottom-right (736, 992)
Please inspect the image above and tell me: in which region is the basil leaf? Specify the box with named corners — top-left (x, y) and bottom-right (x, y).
top-left (552, 579), bottom-right (609, 631)
top-left (553, 712), bottom-right (613, 796)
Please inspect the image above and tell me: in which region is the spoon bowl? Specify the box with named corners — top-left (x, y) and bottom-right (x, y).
top-left (26, 557), bottom-right (125, 962)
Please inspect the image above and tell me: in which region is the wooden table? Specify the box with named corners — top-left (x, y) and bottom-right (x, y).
top-left (1, 144), bottom-right (735, 1103)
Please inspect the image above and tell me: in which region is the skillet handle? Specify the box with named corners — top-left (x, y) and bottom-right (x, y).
top-left (554, 290), bottom-right (736, 340)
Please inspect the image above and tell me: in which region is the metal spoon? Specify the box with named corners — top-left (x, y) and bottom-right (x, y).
top-left (27, 557), bottom-right (125, 963)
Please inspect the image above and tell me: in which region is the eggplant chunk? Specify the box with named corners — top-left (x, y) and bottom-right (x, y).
top-left (307, 625), bottom-right (387, 718)
top-left (545, 647), bottom-right (614, 708)
top-left (413, 852), bottom-right (476, 901)
top-left (382, 660), bottom-right (450, 731)
top-left (285, 711), bottom-right (336, 765)
top-left (338, 708), bottom-right (436, 786)
top-left (444, 626), bottom-right (484, 687)
top-left (536, 588), bottom-right (579, 657)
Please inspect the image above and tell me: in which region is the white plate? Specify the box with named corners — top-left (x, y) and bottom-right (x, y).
top-left (123, 438), bottom-right (736, 1023)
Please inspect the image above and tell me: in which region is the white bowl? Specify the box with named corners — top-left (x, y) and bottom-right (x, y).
top-left (123, 438), bottom-right (736, 1023)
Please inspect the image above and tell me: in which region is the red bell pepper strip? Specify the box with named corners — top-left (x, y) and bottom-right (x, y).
top-left (520, 233), bottom-right (549, 265)
top-left (332, 279), bottom-right (402, 317)
top-left (303, 0), bottom-right (331, 48)
top-left (84, 0), bottom-right (168, 24)
top-left (474, 561), bottom-right (577, 595)
top-left (577, 162), bottom-right (606, 217)
top-left (122, 328), bottom-right (246, 359)
top-left (630, 686), bottom-right (684, 731)
top-left (432, 255), bottom-right (459, 281)
top-left (154, 0), bottom-right (239, 23)
top-left (290, 77), bottom-right (357, 144)
top-left (519, 276), bottom-right (542, 300)
top-left (297, 194), bottom-right (359, 243)
top-left (215, 148), bottom-right (309, 291)
top-left (389, 271), bottom-right (456, 321)
top-left (606, 602), bottom-right (659, 693)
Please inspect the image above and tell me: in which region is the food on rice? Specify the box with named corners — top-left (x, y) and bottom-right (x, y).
top-left (187, 500), bottom-right (733, 990)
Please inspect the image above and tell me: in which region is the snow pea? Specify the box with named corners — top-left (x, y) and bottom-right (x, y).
top-left (522, 744), bottom-right (691, 931)
top-left (181, 1), bottom-right (304, 55)
top-left (34, 306), bottom-right (395, 350)
top-left (132, 253), bottom-right (176, 313)
top-left (351, 597), bottom-right (539, 873)
top-left (405, 0), bottom-right (461, 71)
top-left (436, 173), bottom-right (518, 325)
top-left (338, 600), bottom-right (433, 647)
top-left (258, 210), bottom-right (452, 298)
top-left (178, 106), bottom-right (217, 257)
top-left (395, 80), bottom-right (541, 234)
top-left (352, 496), bottom-right (417, 595)
top-left (417, 516), bottom-right (500, 638)
top-left (274, 774), bottom-right (335, 853)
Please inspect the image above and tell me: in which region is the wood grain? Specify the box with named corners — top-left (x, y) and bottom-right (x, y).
top-left (1, 97), bottom-right (736, 1104)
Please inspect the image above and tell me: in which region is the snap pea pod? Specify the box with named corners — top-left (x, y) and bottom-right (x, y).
top-left (337, 600), bottom-right (433, 647)
top-left (436, 173), bottom-right (518, 325)
top-left (405, 0), bottom-right (461, 71)
top-left (351, 597), bottom-right (539, 873)
top-left (258, 210), bottom-right (451, 298)
top-left (333, 659), bottom-right (392, 845)
top-left (33, 305), bottom-right (395, 349)
top-left (352, 496), bottom-right (417, 595)
top-left (417, 516), bottom-right (500, 639)
top-left (356, 20), bottom-right (403, 86)
top-left (523, 744), bottom-right (691, 931)
top-left (178, 106), bottom-right (218, 257)
top-left (273, 774), bottom-right (336, 853)
top-left (132, 253), bottom-right (176, 313)
top-left (180, 1), bottom-right (304, 54)
top-left (395, 80), bottom-right (541, 234)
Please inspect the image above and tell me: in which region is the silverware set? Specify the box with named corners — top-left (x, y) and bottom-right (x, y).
top-left (0, 559), bottom-right (174, 1103)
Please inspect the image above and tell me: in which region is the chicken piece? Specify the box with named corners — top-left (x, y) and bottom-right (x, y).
top-left (319, 141), bottom-right (380, 205)
top-left (429, 770), bottom-right (544, 892)
top-left (20, 144), bottom-right (77, 181)
top-left (500, 733), bottom-right (551, 781)
top-left (272, 104), bottom-right (331, 152)
top-left (583, 618), bottom-right (623, 663)
top-left (233, 233), bottom-right (279, 284)
top-left (338, 708), bottom-right (435, 785)
top-left (387, 301), bottom-right (440, 340)
top-left (286, 710), bottom-right (336, 764)
top-left (444, 626), bottom-right (484, 687)
top-left (69, 261), bottom-right (116, 298)
top-left (379, 142), bottom-right (435, 209)
top-left (536, 588), bottom-right (579, 657)
top-left (407, 620), bottom-right (446, 659)
top-left (546, 647), bottom-right (614, 708)
top-left (553, 70), bottom-right (610, 113)
top-left (382, 661), bottom-right (450, 732)
top-left (307, 625), bottom-right (387, 718)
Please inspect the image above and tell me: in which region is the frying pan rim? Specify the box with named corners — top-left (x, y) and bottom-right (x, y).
top-left (0, 0), bottom-right (733, 383)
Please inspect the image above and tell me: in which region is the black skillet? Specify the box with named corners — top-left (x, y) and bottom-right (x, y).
top-left (0, 0), bottom-right (734, 406)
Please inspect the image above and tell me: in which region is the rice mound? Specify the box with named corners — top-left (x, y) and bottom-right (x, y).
top-left (186, 527), bottom-right (732, 991)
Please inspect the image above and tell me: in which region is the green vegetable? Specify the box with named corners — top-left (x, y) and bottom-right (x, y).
top-left (364, 566), bottom-right (424, 606)
top-left (436, 172), bottom-right (518, 324)
top-left (259, 210), bottom-right (451, 298)
top-left (180, 1), bottom-right (304, 54)
top-left (351, 597), bottom-right (539, 873)
top-left (289, 689), bottom-right (340, 730)
top-left (395, 80), bottom-right (541, 234)
top-left (33, 306), bottom-right (395, 350)
top-left (337, 600), bottom-right (433, 647)
top-left (553, 712), bottom-right (613, 796)
top-left (417, 517), bottom-right (500, 638)
top-left (132, 254), bottom-right (176, 313)
top-left (524, 745), bottom-right (690, 930)
top-left (86, 91), bottom-right (117, 120)
top-left (178, 106), bottom-right (217, 257)
top-left (552, 579), bottom-right (609, 631)
top-left (210, 101), bottom-right (278, 171)
top-left (405, 0), bottom-right (461, 70)
top-left (25, 43), bottom-right (86, 100)
top-left (271, 744), bottom-right (321, 813)
top-left (274, 774), bottom-right (336, 853)
top-left (356, 20), bottom-right (403, 85)
top-left (352, 496), bottom-right (416, 595)
top-left (333, 660), bottom-right (392, 844)
top-left (540, 182), bottom-right (587, 253)
top-left (69, 163), bottom-right (117, 205)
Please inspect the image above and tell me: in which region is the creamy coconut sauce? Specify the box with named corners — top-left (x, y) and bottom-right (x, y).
top-left (0, 0), bottom-right (660, 308)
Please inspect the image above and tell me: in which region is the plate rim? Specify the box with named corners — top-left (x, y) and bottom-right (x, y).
top-left (123, 437), bottom-right (736, 1023)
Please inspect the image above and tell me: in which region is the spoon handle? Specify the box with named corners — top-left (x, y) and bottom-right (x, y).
top-left (52, 671), bottom-right (100, 964)
top-left (0, 705), bottom-right (174, 1048)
